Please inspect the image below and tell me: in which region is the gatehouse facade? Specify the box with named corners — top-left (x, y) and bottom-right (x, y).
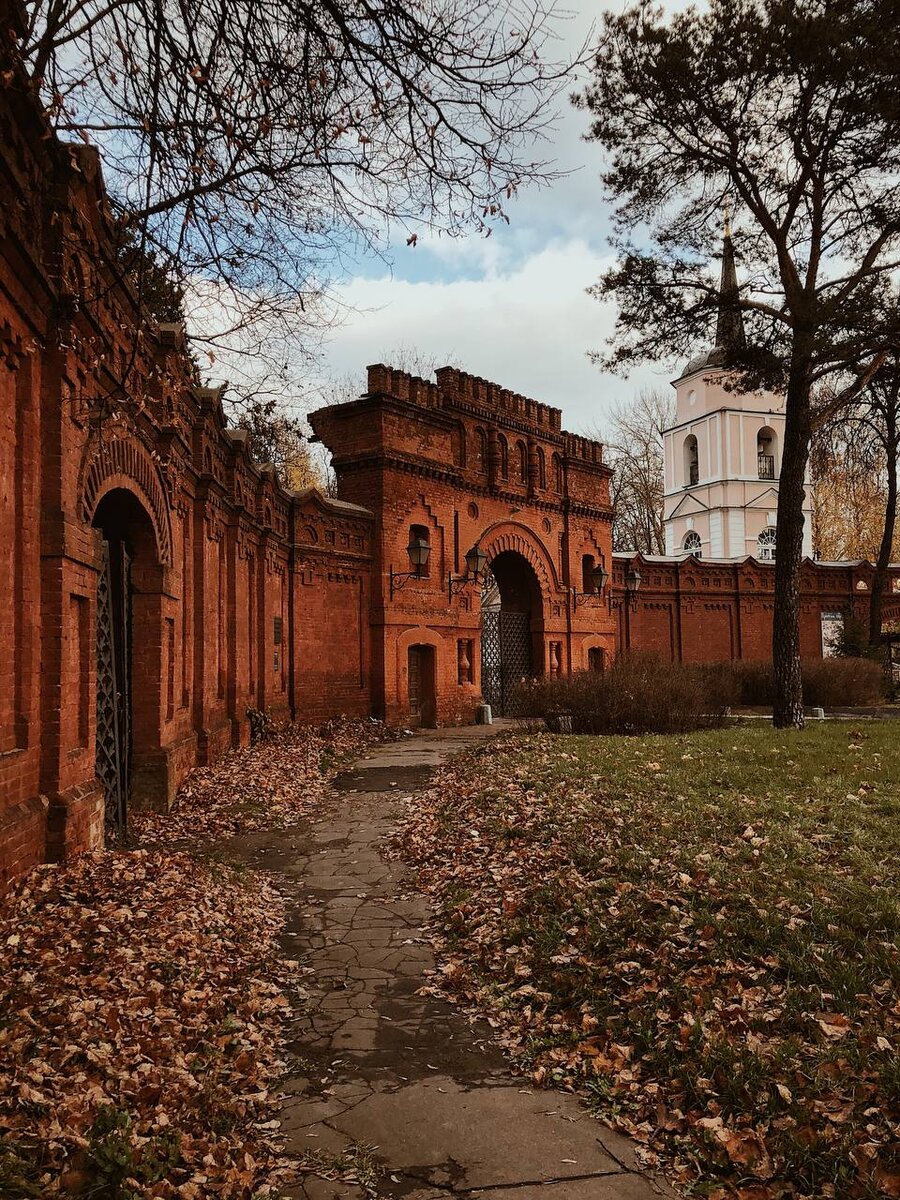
top-left (309, 365), bottom-right (616, 727)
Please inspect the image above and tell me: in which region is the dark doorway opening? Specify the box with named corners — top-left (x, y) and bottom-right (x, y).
top-left (408, 644), bottom-right (437, 727)
top-left (92, 489), bottom-right (159, 838)
top-left (480, 550), bottom-right (543, 716)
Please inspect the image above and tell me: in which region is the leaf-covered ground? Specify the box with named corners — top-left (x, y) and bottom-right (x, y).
top-left (396, 724), bottom-right (900, 1200)
top-left (0, 718), bottom-right (393, 1198)
top-left (0, 851), bottom-right (288, 1198)
top-left (134, 718), bottom-right (395, 845)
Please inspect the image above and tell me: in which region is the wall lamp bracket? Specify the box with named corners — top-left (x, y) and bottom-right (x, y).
top-left (448, 543), bottom-right (489, 600)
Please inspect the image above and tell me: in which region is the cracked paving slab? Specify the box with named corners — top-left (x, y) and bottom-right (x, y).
top-left (229, 726), bottom-right (675, 1199)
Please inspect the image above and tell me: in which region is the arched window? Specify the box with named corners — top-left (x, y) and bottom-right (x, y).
top-left (474, 428), bottom-right (487, 473)
top-left (588, 647), bottom-right (606, 673)
top-left (552, 453), bottom-right (563, 493)
top-left (497, 433), bottom-right (509, 480)
top-left (683, 530), bottom-right (702, 557)
top-left (516, 441), bottom-right (527, 483)
top-left (757, 526), bottom-right (777, 561)
top-left (535, 447), bottom-right (546, 489)
top-left (683, 434), bottom-right (699, 486)
top-left (757, 426), bottom-right (778, 480)
top-left (452, 423), bottom-right (466, 468)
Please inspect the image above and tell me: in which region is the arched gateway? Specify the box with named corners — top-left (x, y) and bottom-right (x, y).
top-left (480, 551), bottom-right (543, 716)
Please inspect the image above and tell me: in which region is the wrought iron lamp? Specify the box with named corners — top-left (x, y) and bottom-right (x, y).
top-left (389, 534), bottom-right (431, 598)
top-left (448, 542), bottom-right (488, 599)
top-left (572, 561), bottom-right (610, 609)
top-left (624, 566), bottom-right (642, 604)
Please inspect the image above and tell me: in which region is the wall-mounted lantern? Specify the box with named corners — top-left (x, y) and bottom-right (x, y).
top-left (389, 534), bottom-right (431, 598)
top-left (625, 567), bottom-right (643, 603)
top-left (448, 542), bottom-right (488, 599)
top-left (572, 561), bottom-right (610, 609)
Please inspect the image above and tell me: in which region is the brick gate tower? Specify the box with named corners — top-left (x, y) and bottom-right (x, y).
top-left (310, 366), bottom-right (616, 726)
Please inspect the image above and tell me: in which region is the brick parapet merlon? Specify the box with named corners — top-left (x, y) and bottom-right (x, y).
top-left (365, 363), bottom-right (573, 439)
top-left (564, 432), bottom-right (605, 467)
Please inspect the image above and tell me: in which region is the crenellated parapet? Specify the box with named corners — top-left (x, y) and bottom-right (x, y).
top-left (564, 433), bottom-right (605, 466)
top-left (364, 362), bottom-right (565, 436)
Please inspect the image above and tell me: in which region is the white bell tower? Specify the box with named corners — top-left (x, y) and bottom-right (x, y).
top-left (662, 226), bottom-right (814, 561)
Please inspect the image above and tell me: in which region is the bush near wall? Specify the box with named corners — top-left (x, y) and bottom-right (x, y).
top-left (699, 657), bottom-right (887, 708)
top-left (517, 654), bottom-right (887, 736)
top-left (515, 655), bottom-right (731, 735)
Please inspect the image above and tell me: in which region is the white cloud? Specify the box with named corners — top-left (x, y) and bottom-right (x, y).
top-left (315, 238), bottom-right (677, 434)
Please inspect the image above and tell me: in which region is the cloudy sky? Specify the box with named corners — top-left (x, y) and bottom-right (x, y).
top-left (310, 3), bottom-right (694, 437)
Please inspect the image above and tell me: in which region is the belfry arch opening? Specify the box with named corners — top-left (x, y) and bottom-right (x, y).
top-left (92, 488), bottom-right (165, 838)
top-left (480, 550), bottom-right (544, 716)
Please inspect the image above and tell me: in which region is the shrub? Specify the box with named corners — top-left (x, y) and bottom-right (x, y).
top-left (514, 654), bottom-right (730, 735)
top-left (693, 657), bottom-right (886, 708)
top-left (515, 656), bottom-right (887, 736)
top-left (800, 656), bottom-right (886, 706)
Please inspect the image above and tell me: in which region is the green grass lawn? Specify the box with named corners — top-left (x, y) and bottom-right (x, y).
top-left (399, 723), bottom-right (900, 1199)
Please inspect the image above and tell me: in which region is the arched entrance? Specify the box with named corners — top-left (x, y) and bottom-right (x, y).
top-left (480, 550), bottom-right (542, 715)
top-left (92, 488), bottom-right (162, 838)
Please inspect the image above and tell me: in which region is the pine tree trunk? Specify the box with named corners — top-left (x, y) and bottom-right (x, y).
top-left (869, 405), bottom-right (898, 648)
top-left (772, 351), bottom-right (813, 729)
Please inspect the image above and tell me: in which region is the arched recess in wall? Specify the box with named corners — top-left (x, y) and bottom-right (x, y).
top-left (452, 422), bottom-right (466, 468)
top-left (757, 425), bottom-right (779, 479)
top-left (552, 452), bottom-right (563, 493)
top-left (477, 520), bottom-right (560, 600)
top-left (497, 433), bottom-right (509, 480)
top-left (474, 428), bottom-right (487, 472)
top-left (683, 434), bottom-right (699, 486)
top-left (535, 446), bottom-right (546, 489)
top-left (394, 626), bottom-right (443, 728)
top-left (516, 440), bottom-right (527, 483)
top-left (582, 636), bottom-right (610, 671)
top-left (80, 433), bottom-right (175, 833)
top-left (80, 433), bottom-right (173, 566)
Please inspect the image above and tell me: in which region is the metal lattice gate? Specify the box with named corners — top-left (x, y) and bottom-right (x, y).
top-left (95, 540), bottom-right (131, 838)
top-left (480, 610), bottom-right (532, 716)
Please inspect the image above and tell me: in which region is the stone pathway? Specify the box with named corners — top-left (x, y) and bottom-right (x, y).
top-left (233, 727), bottom-right (675, 1200)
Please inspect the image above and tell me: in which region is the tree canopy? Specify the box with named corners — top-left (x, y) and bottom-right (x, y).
top-left (579, 0), bottom-right (900, 399)
top-left (600, 389), bottom-right (673, 556)
top-left (577, 0), bottom-right (900, 726)
top-left (17, 0), bottom-right (571, 400)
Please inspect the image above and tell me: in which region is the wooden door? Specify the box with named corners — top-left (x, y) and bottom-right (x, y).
top-left (408, 645), bottom-right (437, 727)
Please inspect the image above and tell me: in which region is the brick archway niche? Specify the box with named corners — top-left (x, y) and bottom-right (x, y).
top-left (476, 522), bottom-right (554, 716)
top-left (84, 446), bottom-right (178, 820)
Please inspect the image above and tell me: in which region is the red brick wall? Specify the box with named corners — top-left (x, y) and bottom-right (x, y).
top-left (0, 31), bottom-right (377, 890)
top-left (612, 554), bottom-right (900, 662)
